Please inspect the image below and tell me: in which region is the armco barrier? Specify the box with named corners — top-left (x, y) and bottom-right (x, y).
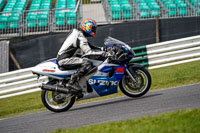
top-left (1, 35), bottom-right (200, 99)
top-left (0, 68), bottom-right (48, 99)
top-left (130, 35), bottom-right (200, 67)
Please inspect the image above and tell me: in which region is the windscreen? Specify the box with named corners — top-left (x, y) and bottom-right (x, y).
top-left (104, 37), bottom-right (134, 55)
top-left (104, 36), bottom-right (127, 46)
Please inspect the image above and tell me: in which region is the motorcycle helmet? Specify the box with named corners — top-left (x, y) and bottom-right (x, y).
top-left (80, 19), bottom-right (97, 37)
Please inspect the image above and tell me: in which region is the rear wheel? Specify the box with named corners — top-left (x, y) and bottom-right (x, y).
top-left (41, 81), bottom-right (75, 112)
top-left (119, 67), bottom-right (151, 97)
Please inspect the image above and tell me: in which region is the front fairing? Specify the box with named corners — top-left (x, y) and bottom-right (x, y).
top-left (104, 37), bottom-right (135, 64)
top-left (104, 36), bottom-right (135, 57)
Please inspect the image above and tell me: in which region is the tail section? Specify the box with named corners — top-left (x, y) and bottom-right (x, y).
top-left (32, 58), bottom-right (76, 79)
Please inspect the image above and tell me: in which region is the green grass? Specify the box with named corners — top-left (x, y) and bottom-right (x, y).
top-left (0, 61), bottom-right (200, 119)
top-left (150, 60), bottom-right (200, 90)
top-left (51, 108), bottom-right (200, 133)
top-left (0, 92), bottom-right (44, 118)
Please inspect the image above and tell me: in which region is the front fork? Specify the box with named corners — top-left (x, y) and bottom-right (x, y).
top-left (126, 69), bottom-right (137, 83)
top-left (126, 69), bottom-right (141, 88)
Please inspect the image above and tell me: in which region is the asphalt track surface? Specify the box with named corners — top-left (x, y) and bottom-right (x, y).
top-left (0, 83), bottom-right (200, 133)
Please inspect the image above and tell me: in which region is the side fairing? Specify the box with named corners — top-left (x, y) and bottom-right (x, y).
top-left (88, 65), bottom-right (126, 96)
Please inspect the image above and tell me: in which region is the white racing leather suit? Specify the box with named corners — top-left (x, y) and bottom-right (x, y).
top-left (57, 29), bottom-right (103, 92)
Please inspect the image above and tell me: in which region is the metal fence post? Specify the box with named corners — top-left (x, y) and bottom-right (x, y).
top-left (79, 0), bottom-right (83, 24)
top-left (0, 41), bottom-right (9, 73)
top-left (19, 12), bottom-right (24, 37)
top-left (49, 10), bottom-right (53, 32)
top-left (156, 15), bottom-right (160, 43)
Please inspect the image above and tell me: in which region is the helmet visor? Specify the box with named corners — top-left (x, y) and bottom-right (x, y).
top-left (91, 26), bottom-right (96, 34)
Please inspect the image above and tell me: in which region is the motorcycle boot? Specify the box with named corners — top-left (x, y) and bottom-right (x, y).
top-left (66, 60), bottom-right (93, 95)
top-left (66, 74), bottom-right (82, 93)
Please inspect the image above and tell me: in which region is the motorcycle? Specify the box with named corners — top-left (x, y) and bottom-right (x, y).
top-left (32, 37), bottom-right (152, 112)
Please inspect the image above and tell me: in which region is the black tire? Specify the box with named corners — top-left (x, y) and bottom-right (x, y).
top-left (119, 67), bottom-right (151, 97)
top-left (41, 81), bottom-right (75, 112)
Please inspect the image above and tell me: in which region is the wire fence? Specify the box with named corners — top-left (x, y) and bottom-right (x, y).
top-left (0, 10), bottom-right (77, 37)
top-left (104, 0), bottom-right (200, 21)
top-left (0, 0), bottom-right (200, 38)
top-left (0, 0), bottom-right (82, 37)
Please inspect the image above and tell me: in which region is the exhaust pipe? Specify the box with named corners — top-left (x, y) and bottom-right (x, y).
top-left (41, 83), bottom-right (69, 94)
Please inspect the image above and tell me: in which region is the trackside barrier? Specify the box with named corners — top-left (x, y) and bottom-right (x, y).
top-left (1, 35), bottom-right (200, 99)
top-left (0, 68), bottom-right (48, 99)
top-left (130, 35), bottom-right (200, 68)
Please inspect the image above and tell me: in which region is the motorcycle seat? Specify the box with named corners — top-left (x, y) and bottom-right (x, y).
top-left (59, 64), bottom-right (82, 71)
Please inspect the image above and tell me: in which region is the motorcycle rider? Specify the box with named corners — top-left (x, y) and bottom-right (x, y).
top-left (57, 19), bottom-right (103, 94)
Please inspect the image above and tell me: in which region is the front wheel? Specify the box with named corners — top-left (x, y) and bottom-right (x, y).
top-left (119, 67), bottom-right (151, 97)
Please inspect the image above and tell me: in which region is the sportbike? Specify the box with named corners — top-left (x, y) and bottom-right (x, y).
top-left (32, 37), bottom-right (152, 112)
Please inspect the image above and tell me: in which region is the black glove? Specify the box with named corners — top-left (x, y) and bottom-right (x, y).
top-left (102, 51), bottom-right (111, 58)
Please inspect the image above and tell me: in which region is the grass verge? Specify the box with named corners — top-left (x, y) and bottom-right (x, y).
top-left (0, 61), bottom-right (200, 119)
top-left (51, 108), bottom-right (200, 133)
